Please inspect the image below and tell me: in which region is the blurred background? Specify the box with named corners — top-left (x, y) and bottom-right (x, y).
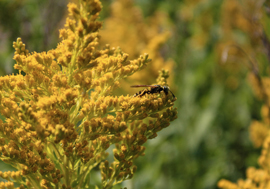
top-left (0, 0), bottom-right (269, 188)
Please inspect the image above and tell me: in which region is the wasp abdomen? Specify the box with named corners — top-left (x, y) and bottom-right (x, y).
top-left (131, 85), bottom-right (175, 98)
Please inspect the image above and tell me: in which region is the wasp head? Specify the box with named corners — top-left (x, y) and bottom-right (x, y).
top-left (162, 86), bottom-right (169, 95)
top-left (163, 86), bottom-right (175, 98)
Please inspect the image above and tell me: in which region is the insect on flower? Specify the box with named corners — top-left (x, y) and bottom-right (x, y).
top-left (131, 85), bottom-right (175, 98)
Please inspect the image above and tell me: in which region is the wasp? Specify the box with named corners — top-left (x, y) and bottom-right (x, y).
top-left (131, 85), bottom-right (175, 98)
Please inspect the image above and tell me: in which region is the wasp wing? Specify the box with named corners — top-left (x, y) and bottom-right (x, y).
top-left (130, 85), bottom-right (158, 88)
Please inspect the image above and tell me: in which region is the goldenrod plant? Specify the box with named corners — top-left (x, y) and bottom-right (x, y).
top-left (218, 74), bottom-right (270, 189)
top-left (217, 1), bottom-right (270, 187)
top-left (0, 0), bottom-right (177, 188)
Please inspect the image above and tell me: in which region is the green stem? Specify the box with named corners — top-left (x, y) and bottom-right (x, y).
top-left (64, 155), bottom-right (71, 187)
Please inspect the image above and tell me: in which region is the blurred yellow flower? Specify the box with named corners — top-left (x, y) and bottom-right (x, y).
top-left (99, 0), bottom-right (175, 91)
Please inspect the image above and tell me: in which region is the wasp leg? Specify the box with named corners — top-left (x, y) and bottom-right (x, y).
top-left (169, 91), bottom-right (176, 98)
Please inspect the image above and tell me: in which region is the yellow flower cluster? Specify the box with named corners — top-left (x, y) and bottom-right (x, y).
top-left (218, 75), bottom-right (270, 189)
top-left (0, 0), bottom-right (177, 188)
